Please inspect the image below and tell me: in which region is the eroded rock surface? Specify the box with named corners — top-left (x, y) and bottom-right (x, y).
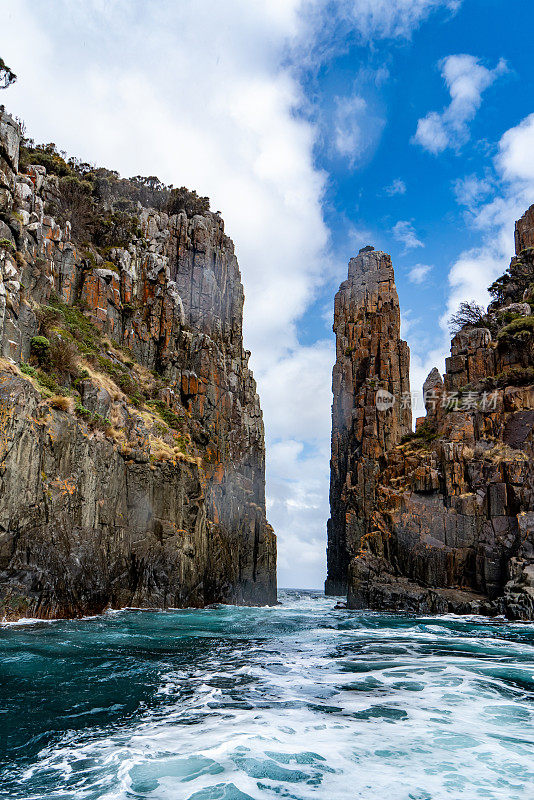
top-left (325, 247), bottom-right (411, 596)
top-left (0, 109), bottom-right (276, 619)
top-left (327, 229), bottom-right (534, 620)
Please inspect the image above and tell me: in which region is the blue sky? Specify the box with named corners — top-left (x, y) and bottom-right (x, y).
top-left (307, 0), bottom-right (533, 356)
top-left (2, 0), bottom-right (534, 589)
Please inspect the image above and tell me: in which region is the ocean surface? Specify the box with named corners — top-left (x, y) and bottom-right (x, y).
top-left (0, 590), bottom-right (533, 800)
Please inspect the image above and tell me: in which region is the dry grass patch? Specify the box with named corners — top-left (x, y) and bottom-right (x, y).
top-left (148, 435), bottom-right (199, 465)
top-left (80, 361), bottom-right (126, 402)
top-left (106, 425), bottom-right (126, 444)
top-left (48, 395), bottom-right (74, 413)
top-left (0, 358), bottom-right (19, 376)
top-left (484, 443), bottom-right (528, 463)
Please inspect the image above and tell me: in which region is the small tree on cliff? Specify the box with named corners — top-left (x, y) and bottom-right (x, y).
top-left (0, 58), bottom-right (17, 90)
top-left (448, 301), bottom-right (487, 334)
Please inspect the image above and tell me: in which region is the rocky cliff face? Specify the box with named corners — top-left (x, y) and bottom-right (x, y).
top-left (327, 229), bottom-right (534, 620)
top-left (0, 109), bottom-right (276, 619)
top-left (325, 247), bottom-right (411, 595)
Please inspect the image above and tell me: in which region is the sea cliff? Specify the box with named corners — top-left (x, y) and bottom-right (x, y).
top-left (0, 109), bottom-right (276, 619)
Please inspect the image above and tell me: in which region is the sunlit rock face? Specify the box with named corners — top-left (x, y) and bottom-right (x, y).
top-left (515, 204), bottom-right (534, 252)
top-left (325, 247), bottom-right (411, 597)
top-left (0, 109), bottom-right (275, 619)
top-left (327, 232), bottom-right (534, 620)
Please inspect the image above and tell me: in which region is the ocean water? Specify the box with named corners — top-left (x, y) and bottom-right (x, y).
top-left (0, 591), bottom-right (533, 800)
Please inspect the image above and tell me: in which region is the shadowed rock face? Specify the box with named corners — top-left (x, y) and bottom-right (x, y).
top-left (0, 110), bottom-right (275, 619)
top-left (327, 230), bottom-right (534, 620)
top-left (325, 248), bottom-right (411, 596)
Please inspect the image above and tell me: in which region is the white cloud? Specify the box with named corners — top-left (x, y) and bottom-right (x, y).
top-left (267, 438), bottom-right (330, 589)
top-left (454, 173), bottom-right (492, 211)
top-left (498, 113), bottom-right (534, 183)
top-left (385, 178), bottom-right (407, 195)
top-left (300, 0), bottom-right (461, 53)
top-left (413, 54), bottom-right (507, 154)
top-left (0, 0), bottom-right (465, 590)
top-left (392, 220), bottom-right (424, 250)
top-left (408, 263), bottom-right (432, 283)
top-left (261, 341), bottom-right (334, 444)
top-left (331, 69), bottom-right (387, 169)
top-left (443, 113), bottom-right (534, 332)
top-left (333, 94), bottom-right (368, 162)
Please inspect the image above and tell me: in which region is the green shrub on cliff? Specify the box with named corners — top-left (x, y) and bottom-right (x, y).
top-left (92, 210), bottom-right (139, 249)
top-left (19, 362), bottom-right (37, 378)
top-left (497, 315), bottom-right (534, 341)
top-left (49, 337), bottom-right (79, 375)
top-left (74, 401), bottom-right (110, 430)
top-left (30, 335), bottom-right (51, 366)
top-left (401, 421), bottom-right (439, 447)
top-left (166, 186), bottom-right (210, 217)
top-left (19, 142), bottom-right (71, 177)
top-left (150, 400), bottom-right (186, 432)
top-left (489, 252), bottom-right (534, 307)
top-left (496, 366), bottom-right (534, 387)
top-left (47, 300), bottom-right (102, 356)
top-left (57, 175), bottom-right (94, 240)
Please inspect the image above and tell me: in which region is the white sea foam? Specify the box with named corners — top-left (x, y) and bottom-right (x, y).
top-left (0, 591), bottom-right (533, 800)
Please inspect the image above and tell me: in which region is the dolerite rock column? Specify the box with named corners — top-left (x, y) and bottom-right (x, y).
top-left (325, 247), bottom-right (411, 596)
top-left (0, 107), bottom-right (276, 618)
top-left (515, 205), bottom-right (534, 252)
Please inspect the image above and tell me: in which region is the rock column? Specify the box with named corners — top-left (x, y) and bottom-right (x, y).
top-left (325, 247), bottom-right (411, 595)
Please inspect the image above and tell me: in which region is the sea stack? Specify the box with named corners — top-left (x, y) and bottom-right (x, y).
top-left (325, 247), bottom-right (411, 596)
top-left (327, 225), bottom-right (534, 620)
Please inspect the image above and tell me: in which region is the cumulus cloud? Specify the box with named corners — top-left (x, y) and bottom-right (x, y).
top-left (331, 67), bottom-right (388, 169)
top-left (268, 437), bottom-right (330, 589)
top-left (413, 54), bottom-right (507, 154)
top-left (454, 174), bottom-right (493, 211)
top-left (408, 263), bottom-right (432, 283)
top-left (393, 220), bottom-right (424, 250)
top-left (0, 0), bottom-right (465, 589)
top-left (385, 178), bottom-right (407, 195)
top-left (300, 0), bottom-right (462, 54)
top-left (332, 93), bottom-right (387, 169)
top-left (259, 341), bottom-right (334, 444)
top-left (443, 113), bottom-right (534, 332)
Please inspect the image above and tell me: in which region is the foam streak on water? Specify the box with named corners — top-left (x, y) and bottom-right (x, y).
top-left (0, 590), bottom-right (533, 800)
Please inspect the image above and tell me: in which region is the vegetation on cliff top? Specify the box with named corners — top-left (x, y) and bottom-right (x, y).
top-left (18, 140), bottom-right (211, 243)
top-left (0, 57), bottom-right (16, 90)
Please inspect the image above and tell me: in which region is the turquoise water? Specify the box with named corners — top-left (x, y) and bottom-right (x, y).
top-left (0, 591), bottom-right (533, 800)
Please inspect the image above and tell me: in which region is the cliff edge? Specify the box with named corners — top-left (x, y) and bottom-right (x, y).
top-left (0, 109), bottom-right (276, 619)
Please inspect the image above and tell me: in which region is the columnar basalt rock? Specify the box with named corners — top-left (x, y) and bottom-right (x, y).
top-left (0, 109), bottom-right (275, 619)
top-left (325, 247), bottom-right (411, 596)
top-left (327, 217), bottom-right (534, 620)
top-left (515, 204), bottom-right (534, 252)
